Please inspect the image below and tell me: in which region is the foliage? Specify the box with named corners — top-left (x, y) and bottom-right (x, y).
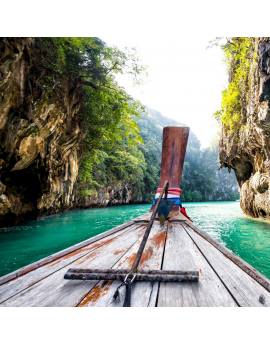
top-left (134, 108), bottom-right (239, 203)
top-left (34, 38), bottom-right (147, 96)
top-left (30, 125), bottom-right (40, 137)
top-left (35, 37), bottom-right (239, 204)
top-left (78, 101), bottom-right (239, 203)
top-left (213, 37), bottom-right (256, 133)
top-left (33, 38), bottom-right (148, 196)
top-left (79, 86), bottom-right (145, 185)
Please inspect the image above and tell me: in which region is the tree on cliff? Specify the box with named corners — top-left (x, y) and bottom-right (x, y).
top-left (34, 38), bottom-right (148, 193)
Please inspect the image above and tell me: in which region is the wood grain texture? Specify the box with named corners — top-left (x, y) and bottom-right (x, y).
top-left (184, 224), bottom-right (270, 307)
top-left (157, 223), bottom-right (237, 307)
top-left (0, 225), bottom-right (146, 307)
top-left (0, 224), bottom-right (139, 304)
top-left (169, 212), bottom-right (189, 222)
top-left (78, 223), bottom-right (167, 307)
top-left (133, 211), bottom-right (189, 223)
top-left (0, 220), bottom-right (135, 286)
top-left (148, 282), bottom-right (159, 307)
top-left (133, 213), bottom-right (152, 222)
top-left (185, 220), bottom-right (270, 292)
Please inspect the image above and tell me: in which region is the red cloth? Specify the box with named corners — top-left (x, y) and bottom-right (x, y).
top-left (156, 188), bottom-right (181, 197)
top-left (180, 207), bottom-right (193, 222)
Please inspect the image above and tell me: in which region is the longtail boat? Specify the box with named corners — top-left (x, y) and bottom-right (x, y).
top-left (1, 127), bottom-right (270, 307)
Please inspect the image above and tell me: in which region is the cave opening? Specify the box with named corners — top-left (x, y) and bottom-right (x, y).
top-left (260, 209), bottom-right (267, 217)
top-left (234, 160), bottom-right (254, 186)
top-left (7, 170), bottom-right (42, 204)
top-left (1, 160), bottom-right (45, 207)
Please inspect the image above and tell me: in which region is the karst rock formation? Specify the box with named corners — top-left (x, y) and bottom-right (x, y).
top-left (219, 38), bottom-right (270, 218)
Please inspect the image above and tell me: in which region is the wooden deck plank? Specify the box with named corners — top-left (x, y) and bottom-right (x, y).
top-left (133, 211), bottom-right (189, 223)
top-left (148, 282), bottom-right (159, 307)
top-left (169, 212), bottom-right (189, 222)
top-left (133, 212), bottom-right (152, 222)
top-left (78, 223), bottom-right (167, 307)
top-left (185, 220), bottom-right (270, 293)
top-left (0, 225), bottom-right (147, 307)
top-left (157, 223), bottom-right (237, 307)
top-left (0, 224), bottom-right (139, 304)
top-left (0, 220), bottom-right (135, 286)
top-left (184, 223), bottom-right (270, 307)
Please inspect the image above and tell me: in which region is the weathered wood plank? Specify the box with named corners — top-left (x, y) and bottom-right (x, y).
top-left (184, 223), bottom-right (270, 307)
top-left (185, 220), bottom-right (270, 292)
top-left (0, 224), bottom-right (139, 304)
top-left (157, 223), bottom-right (237, 307)
top-left (148, 282), bottom-right (159, 307)
top-left (133, 210), bottom-right (189, 223)
top-left (78, 223), bottom-right (167, 307)
top-left (169, 212), bottom-right (189, 222)
top-left (0, 220), bottom-right (135, 286)
top-left (1, 225), bottom-right (146, 307)
top-left (133, 212), bottom-right (152, 222)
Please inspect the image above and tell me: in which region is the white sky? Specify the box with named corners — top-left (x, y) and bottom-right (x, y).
top-left (102, 37), bottom-right (228, 148)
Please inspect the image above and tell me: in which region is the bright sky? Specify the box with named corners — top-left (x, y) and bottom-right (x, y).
top-left (102, 37), bottom-right (228, 148)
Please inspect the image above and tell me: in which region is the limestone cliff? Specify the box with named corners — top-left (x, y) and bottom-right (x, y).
top-left (0, 38), bottom-right (87, 226)
top-left (219, 38), bottom-right (270, 218)
top-left (75, 183), bottom-right (136, 209)
top-left (0, 38), bottom-right (143, 226)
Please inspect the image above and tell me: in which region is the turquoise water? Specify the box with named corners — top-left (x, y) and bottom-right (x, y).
top-left (1, 201), bottom-right (270, 279)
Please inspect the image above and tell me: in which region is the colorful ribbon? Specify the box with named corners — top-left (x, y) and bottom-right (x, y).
top-left (152, 188), bottom-right (182, 207)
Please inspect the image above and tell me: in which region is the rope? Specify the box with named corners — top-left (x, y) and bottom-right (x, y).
top-left (123, 279), bottom-right (132, 307)
top-left (111, 278), bottom-right (133, 307)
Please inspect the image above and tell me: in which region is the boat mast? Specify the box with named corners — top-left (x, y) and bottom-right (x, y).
top-left (150, 126), bottom-right (190, 214)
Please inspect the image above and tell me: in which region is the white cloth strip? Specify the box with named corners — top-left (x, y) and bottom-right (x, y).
top-left (154, 193), bottom-right (180, 199)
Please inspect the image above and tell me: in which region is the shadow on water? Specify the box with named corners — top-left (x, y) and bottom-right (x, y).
top-left (1, 201), bottom-right (270, 279)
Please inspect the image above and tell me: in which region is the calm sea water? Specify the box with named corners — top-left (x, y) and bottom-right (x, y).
top-left (1, 201), bottom-right (270, 279)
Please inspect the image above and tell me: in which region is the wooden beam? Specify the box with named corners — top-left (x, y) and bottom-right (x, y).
top-left (157, 223), bottom-right (237, 307)
top-left (0, 220), bottom-right (135, 286)
top-left (1, 225), bottom-right (147, 307)
top-left (185, 220), bottom-right (270, 293)
top-left (184, 223), bottom-right (270, 307)
top-left (78, 224), bottom-right (168, 307)
top-left (0, 224), bottom-right (139, 304)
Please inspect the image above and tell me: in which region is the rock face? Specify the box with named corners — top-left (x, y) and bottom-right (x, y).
top-left (0, 38), bottom-right (145, 227)
top-left (0, 38), bottom-right (86, 226)
top-left (74, 183), bottom-right (135, 209)
top-left (219, 38), bottom-right (270, 218)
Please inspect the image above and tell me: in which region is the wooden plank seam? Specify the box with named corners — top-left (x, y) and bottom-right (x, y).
top-left (0, 224), bottom-right (142, 305)
top-left (157, 223), bottom-right (237, 307)
top-left (182, 224), bottom-right (241, 307)
top-left (0, 220), bottom-right (135, 286)
top-left (184, 224), bottom-right (270, 307)
top-left (0, 225), bottom-right (147, 307)
top-left (184, 220), bottom-right (270, 293)
top-left (75, 225), bottom-right (148, 307)
top-left (76, 223), bottom-right (167, 307)
top-left (153, 223), bottom-right (169, 307)
top-left (75, 226), bottom-right (149, 307)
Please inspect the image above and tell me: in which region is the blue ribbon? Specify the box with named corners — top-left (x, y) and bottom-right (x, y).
top-left (152, 197), bottom-right (182, 208)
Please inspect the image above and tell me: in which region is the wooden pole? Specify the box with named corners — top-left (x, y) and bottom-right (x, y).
top-left (151, 127), bottom-right (190, 213)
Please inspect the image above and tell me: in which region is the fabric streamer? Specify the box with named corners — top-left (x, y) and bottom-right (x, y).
top-left (152, 187), bottom-right (192, 221)
top-left (152, 188), bottom-right (182, 207)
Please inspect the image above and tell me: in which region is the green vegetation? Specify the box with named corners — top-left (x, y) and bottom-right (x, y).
top-left (30, 125), bottom-right (40, 137)
top-left (213, 37), bottom-right (256, 133)
top-left (34, 37), bottom-right (239, 203)
top-left (34, 37), bottom-right (147, 195)
top-left (138, 108), bottom-right (239, 203)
